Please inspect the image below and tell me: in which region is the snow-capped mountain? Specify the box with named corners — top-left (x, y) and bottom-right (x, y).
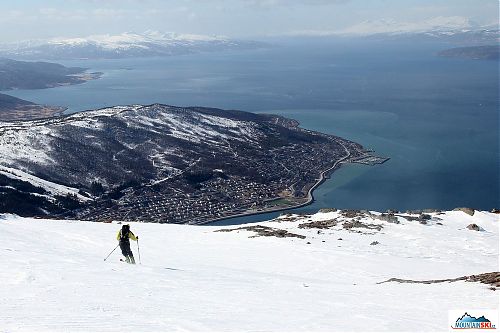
top-left (339, 16), bottom-right (475, 35)
top-left (290, 17), bottom-right (499, 43)
top-left (0, 104), bottom-right (366, 222)
top-left (0, 209), bottom-right (497, 331)
top-left (0, 31), bottom-right (267, 60)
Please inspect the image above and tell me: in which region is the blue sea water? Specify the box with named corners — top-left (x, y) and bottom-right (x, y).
top-left (7, 38), bottom-right (499, 221)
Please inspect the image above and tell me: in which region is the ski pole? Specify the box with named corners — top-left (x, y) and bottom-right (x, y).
top-left (104, 244), bottom-right (119, 261)
top-left (137, 239), bottom-right (141, 264)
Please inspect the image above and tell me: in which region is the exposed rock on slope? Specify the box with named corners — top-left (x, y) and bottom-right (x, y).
top-left (454, 207), bottom-right (475, 216)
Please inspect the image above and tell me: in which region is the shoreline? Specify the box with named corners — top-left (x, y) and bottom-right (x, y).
top-left (200, 141), bottom-right (352, 225)
top-left (0, 70), bottom-right (101, 121)
top-left (0, 101), bottom-right (383, 223)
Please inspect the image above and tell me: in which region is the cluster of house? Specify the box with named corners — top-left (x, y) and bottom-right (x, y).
top-left (76, 136), bottom-right (368, 224)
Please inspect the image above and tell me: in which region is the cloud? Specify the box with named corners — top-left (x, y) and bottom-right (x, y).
top-left (242, 0), bottom-right (349, 8)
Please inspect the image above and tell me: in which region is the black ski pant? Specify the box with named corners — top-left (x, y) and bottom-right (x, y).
top-left (119, 240), bottom-right (134, 258)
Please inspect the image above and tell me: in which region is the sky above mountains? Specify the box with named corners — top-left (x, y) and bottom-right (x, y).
top-left (1, 0), bottom-right (498, 42)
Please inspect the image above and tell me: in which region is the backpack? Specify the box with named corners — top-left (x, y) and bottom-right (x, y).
top-left (120, 224), bottom-right (130, 241)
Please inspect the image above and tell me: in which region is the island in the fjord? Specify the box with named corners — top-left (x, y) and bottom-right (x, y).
top-left (0, 104), bottom-right (388, 224)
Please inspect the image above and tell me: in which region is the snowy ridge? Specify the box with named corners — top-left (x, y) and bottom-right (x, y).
top-left (0, 104), bottom-right (260, 169)
top-left (0, 104), bottom-right (260, 142)
top-left (116, 104), bottom-right (261, 144)
top-left (0, 209), bottom-right (497, 331)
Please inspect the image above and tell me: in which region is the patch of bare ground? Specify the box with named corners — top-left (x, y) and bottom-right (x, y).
top-left (340, 209), bottom-right (365, 218)
top-left (215, 225), bottom-right (306, 239)
top-left (0, 105), bottom-right (66, 121)
top-left (298, 219), bottom-right (338, 229)
top-left (397, 213), bottom-right (434, 223)
top-left (377, 272), bottom-right (500, 290)
top-left (453, 207), bottom-right (476, 216)
top-left (276, 213), bottom-right (312, 223)
top-left (370, 212), bottom-right (399, 224)
top-left (319, 208), bottom-right (338, 213)
top-left (343, 220), bottom-right (383, 232)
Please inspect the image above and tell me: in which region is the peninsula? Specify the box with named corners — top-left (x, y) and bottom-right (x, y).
top-left (0, 104), bottom-right (387, 223)
top-left (0, 58), bottom-right (101, 91)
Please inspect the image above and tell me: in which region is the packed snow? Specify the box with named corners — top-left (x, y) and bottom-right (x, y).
top-left (0, 209), bottom-right (497, 331)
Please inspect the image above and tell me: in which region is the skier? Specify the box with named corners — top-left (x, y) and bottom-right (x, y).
top-left (117, 224), bottom-right (138, 264)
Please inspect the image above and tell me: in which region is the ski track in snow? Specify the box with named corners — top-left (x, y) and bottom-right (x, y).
top-left (0, 210), bottom-right (498, 331)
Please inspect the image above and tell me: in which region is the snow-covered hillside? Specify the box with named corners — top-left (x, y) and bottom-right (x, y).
top-left (1, 209), bottom-right (498, 331)
top-left (0, 103), bottom-right (363, 223)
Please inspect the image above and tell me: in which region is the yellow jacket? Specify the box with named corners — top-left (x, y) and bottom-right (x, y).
top-left (117, 230), bottom-right (138, 241)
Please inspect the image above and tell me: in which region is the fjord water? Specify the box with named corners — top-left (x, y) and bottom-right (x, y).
top-left (9, 38), bottom-right (499, 218)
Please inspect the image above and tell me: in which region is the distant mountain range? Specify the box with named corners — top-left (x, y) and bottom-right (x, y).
top-left (292, 15), bottom-right (496, 34)
top-left (1, 27), bottom-right (496, 61)
top-left (289, 18), bottom-right (499, 44)
top-left (0, 31), bottom-right (267, 60)
top-left (336, 16), bottom-right (495, 36)
top-left (371, 28), bottom-right (499, 45)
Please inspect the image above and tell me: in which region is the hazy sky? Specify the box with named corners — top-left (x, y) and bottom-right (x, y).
top-left (1, 0), bottom-right (498, 41)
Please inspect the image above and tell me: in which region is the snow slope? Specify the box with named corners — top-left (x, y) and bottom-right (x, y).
top-left (0, 166), bottom-right (89, 201)
top-left (0, 210), bottom-right (498, 331)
